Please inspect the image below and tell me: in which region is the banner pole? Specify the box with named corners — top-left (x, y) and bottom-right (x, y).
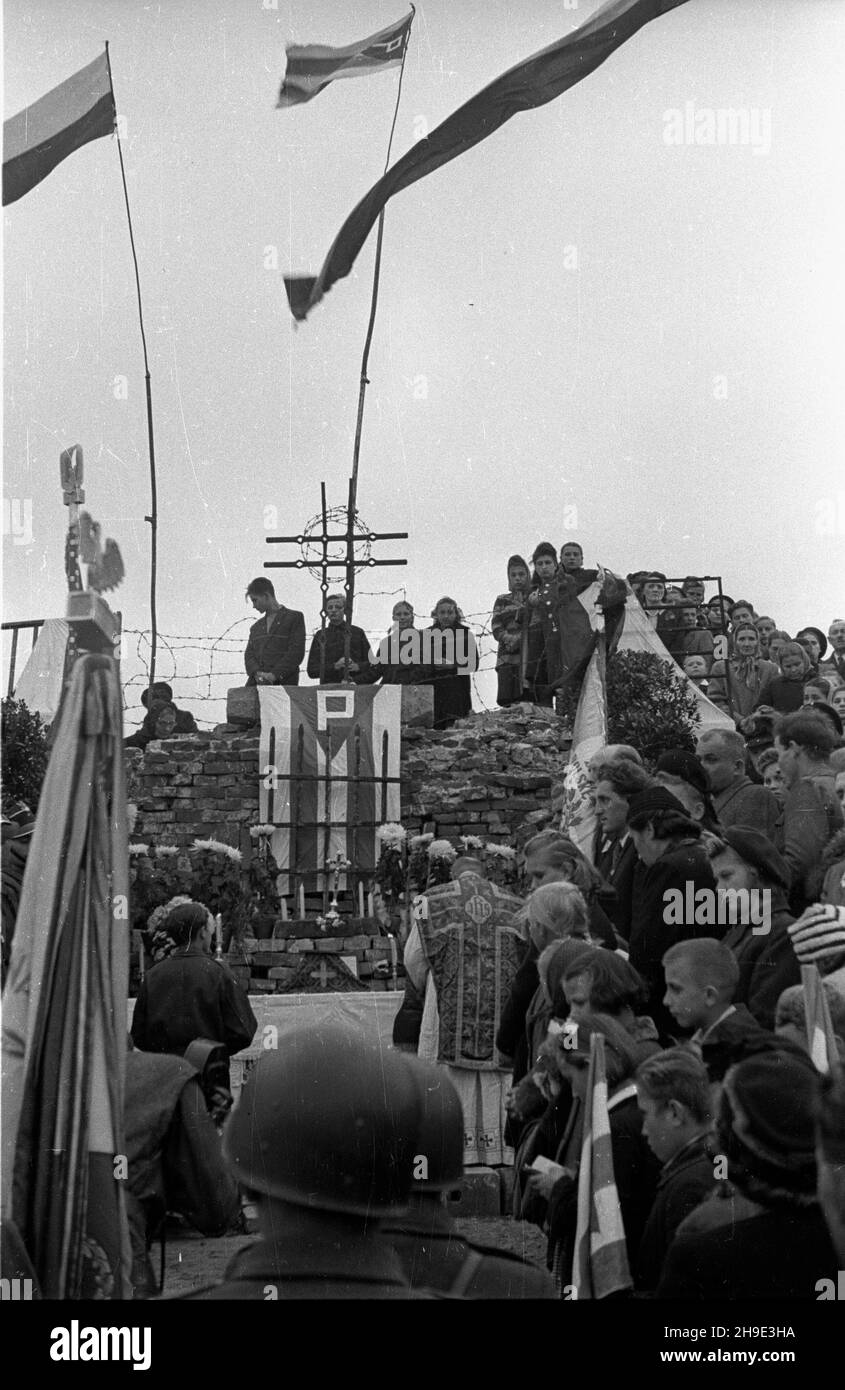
top-left (104, 40), bottom-right (158, 706)
top-left (345, 7), bottom-right (416, 658)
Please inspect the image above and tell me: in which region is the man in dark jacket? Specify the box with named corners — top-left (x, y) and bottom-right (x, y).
top-left (125, 1043), bottom-right (239, 1297)
top-left (696, 728), bottom-right (781, 841)
top-left (306, 593), bottom-right (376, 684)
top-left (131, 904), bottom-right (257, 1081)
top-left (244, 577), bottom-right (305, 685)
top-left (634, 1049), bottom-right (716, 1291)
top-left (626, 788), bottom-right (717, 1038)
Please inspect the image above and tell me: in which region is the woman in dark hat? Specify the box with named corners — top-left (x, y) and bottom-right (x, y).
top-left (706, 828), bottom-right (800, 1030)
top-left (653, 749), bottom-right (720, 831)
top-left (796, 625), bottom-right (828, 672)
top-left (491, 555), bottom-right (531, 707)
top-left (633, 572), bottom-right (667, 630)
top-left (657, 1047), bottom-right (838, 1298)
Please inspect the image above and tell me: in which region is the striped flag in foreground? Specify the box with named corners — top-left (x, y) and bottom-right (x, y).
top-left (3, 51), bottom-right (115, 206)
top-left (277, 11), bottom-right (414, 108)
top-left (572, 1034), bottom-right (633, 1299)
top-left (560, 627), bottom-right (607, 861)
top-left (801, 964), bottom-right (839, 1075)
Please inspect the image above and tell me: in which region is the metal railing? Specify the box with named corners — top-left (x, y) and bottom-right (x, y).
top-left (2, 620), bottom-right (45, 698)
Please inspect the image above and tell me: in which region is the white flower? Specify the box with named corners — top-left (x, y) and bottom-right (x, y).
top-left (153, 844), bottom-right (179, 857)
top-left (191, 838), bottom-right (242, 863)
top-left (250, 824), bottom-right (275, 839)
top-left (376, 822), bottom-right (407, 846)
top-left (409, 833), bottom-right (434, 848)
top-left (485, 843), bottom-right (517, 860)
top-left (129, 843), bottom-right (151, 857)
top-left (459, 834), bottom-right (484, 851)
top-left (427, 839), bottom-right (457, 861)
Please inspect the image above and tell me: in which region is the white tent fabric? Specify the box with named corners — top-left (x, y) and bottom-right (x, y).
top-left (12, 619), bottom-right (69, 720)
top-left (616, 596), bottom-right (736, 735)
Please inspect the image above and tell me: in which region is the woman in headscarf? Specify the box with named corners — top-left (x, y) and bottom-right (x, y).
top-left (756, 641), bottom-right (813, 714)
top-left (491, 555), bottom-right (531, 707)
top-left (707, 621), bottom-right (778, 718)
top-left (376, 599), bottom-right (430, 685)
top-left (425, 597), bottom-right (476, 729)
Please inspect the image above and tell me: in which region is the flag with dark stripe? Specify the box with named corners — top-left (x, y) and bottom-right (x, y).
top-left (284, 0), bottom-right (689, 319)
top-left (3, 52), bottom-right (115, 206)
top-left (572, 1034), bottom-right (633, 1299)
top-left (278, 11), bottom-right (413, 108)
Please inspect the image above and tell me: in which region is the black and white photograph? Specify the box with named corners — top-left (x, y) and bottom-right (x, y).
top-left (2, 0), bottom-right (844, 1370)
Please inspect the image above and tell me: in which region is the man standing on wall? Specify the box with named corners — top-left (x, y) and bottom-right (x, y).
top-left (244, 578), bottom-right (306, 686)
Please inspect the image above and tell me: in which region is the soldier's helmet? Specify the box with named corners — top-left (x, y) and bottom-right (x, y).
top-left (224, 1024), bottom-right (423, 1217)
top-left (409, 1060), bottom-right (464, 1191)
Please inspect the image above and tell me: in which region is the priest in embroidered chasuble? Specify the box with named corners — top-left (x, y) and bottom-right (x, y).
top-left (402, 857), bottom-right (526, 1166)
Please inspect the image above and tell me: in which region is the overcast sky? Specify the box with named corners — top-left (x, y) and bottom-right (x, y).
top-left (4, 0), bottom-right (844, 728)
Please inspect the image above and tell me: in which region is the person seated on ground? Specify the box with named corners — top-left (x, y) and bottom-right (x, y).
top-left (756, 746), bottom-right (785, 801)
top-left (706, 623), bottom-right (778, 719)
top-left (424, 596), bottom-right (476, 728)
top-left (383, 1061), bottom-right (555, 1298)
top-left (491, 555), bottom-right (531, 708)
top-left (795, 625), bottom-right (827, 677)
top-left (307, 593), bottom-right (376, 685)
top-left (696, 727), bottom-right (781, 841)
top-left (125, 1037), bottom-right (239, 1297)
top-left (523, 1013), bottom-right (660, 1283)
top-left (633, 1049), bottom-right (716, 1294)
top-left (774, 980), bottom-right (845, 1064)
top-left (816, 1067), bottom-right (845, 1264)
top-left (656, 1047), bottom-right (838, 1299)
top-left (820, 618), bottom-right (845, 685)
top-left (376, 600), bottom-right (430, 685)
top-left (754, 615), bottom-right (777, 657)
top-left (804, 676), bottom-right (834, 707)
top-left (626, 788), bottom-right (718, 1038)
top-left (653, 748), bottom-right (720, 832)
top-left (661, 937), bottom-right (771, 1052)
top-left (139, 681), bottom-right (198, 733)
top-left (243, 577), bottom-right (306, 687)
top-left (524, 543), bottom-right (559, 706)
top-left (682, 652), bottom-right (710, 693)
top-left (788, 903), bottom-right (845, 1001)
top-left (705, 828), bottom-right (800, 1031)
top-left (131, 902), bottom-right (257, 1086)
top-left (776, 711), bottom-right (845, 912)
top-left (187, 1027), bottom-right (428, 1300)
top-left (755, 640), bottom-right (812, 714)
top-left (522, 831), bottom-right (620, 947)
top-left (592, 760), bottom-right (654, 942)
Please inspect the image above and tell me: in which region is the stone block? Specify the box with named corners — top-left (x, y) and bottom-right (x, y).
top-left (288, 940), bottom-right (315, 952)
top-left (441, 1167), bottom-right (502, 1218)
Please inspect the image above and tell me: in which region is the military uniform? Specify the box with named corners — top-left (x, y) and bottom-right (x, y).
top-left (383, 1199), bottom-right (555, 1299)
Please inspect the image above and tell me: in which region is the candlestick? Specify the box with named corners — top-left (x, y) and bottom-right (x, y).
top-left (280, 897), bottom-right (288, 922)
top-left (138, 933), bottom-right (145, 982)
top-left (298, 883), bottom-right (306, 919)
top-left (367, 891), bottom-right (374, 918)
top-left (388, 932), bottom-right (398, 988)
top-left (214, 913), bottom-right (223, 959)
top-left (358, 882), bottom-right (365, 917)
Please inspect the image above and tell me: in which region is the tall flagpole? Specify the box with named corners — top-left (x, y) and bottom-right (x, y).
top-left (344, 7), bottom-right (415, 649)
top-left (104, 40), bottom-right (158, 705)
